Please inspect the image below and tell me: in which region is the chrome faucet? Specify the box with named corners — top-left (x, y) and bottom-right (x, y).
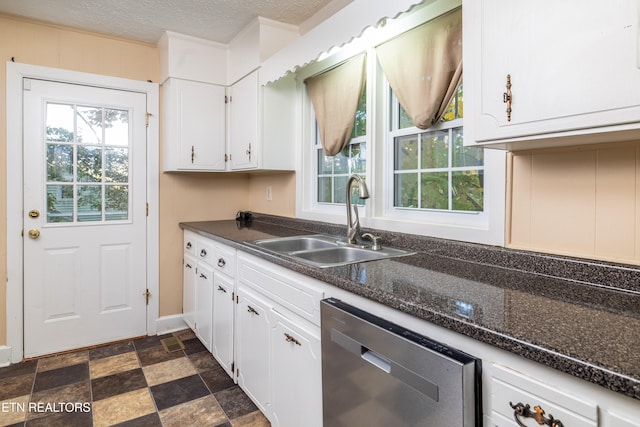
top-left (346, 174), bottom-right (369, 244)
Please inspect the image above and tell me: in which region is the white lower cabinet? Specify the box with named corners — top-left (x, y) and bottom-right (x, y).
top-left (212, 272), bottom-right (235, 378)
top-left (235, 252), bottom-right (324, 427)
top-left (236, 284), bottom-right (272, 415)
top-left (491, 364), bottom-right (597, 427)
top-left (270, 311), bottom-right (322, 427)
top-left (182, 253), bottom-right (196, 330)
top-left (194, 262), bottom-right (213, 351)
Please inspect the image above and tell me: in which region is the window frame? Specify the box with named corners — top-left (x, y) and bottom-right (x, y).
top-left (296, 0), bottom-right (506, 246)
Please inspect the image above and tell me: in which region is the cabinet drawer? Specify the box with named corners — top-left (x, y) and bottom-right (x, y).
top-left (197, 238), bottom-right (215, 265)
top-left (212, 242), bottom-right (236, 277)
top-left (184, 230), bottom-right (197, 256)
top-left (237, 254), bottom-right (324, 326)
top-left (491, 364), bottom-right (597, 426)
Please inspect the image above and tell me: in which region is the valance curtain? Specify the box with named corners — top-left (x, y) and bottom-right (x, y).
top-left (304, 53), bottom-right (366, 156)
top-left (376, 7), bottom-right (462, 129)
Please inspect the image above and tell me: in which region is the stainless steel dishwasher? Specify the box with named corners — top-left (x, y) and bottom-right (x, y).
top-left (321, 298), bottom-right (481, 427)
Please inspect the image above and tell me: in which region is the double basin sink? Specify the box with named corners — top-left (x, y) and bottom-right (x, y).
top-left (248, 234), bottom-right (414, 268)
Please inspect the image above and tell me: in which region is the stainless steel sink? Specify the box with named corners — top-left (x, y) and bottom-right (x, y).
top-left (248, 234), bottom-right (414, 268)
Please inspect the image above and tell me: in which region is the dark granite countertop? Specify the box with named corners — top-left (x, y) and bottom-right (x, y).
top-left (180, 214), bottom-right (640, 401)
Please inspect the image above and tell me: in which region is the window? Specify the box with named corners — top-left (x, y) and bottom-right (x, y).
top-left (390, 85), bottom-right (485, 212)
top-left (314, 86), bottom-right (367, 206)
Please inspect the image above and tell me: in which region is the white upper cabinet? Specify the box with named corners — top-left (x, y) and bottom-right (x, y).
top-left (227, 70), bottom-right (297, 171)
top-left (464, 0), bottom-right (640, 149)
top-left (162, 79), bottom-right (227, 171)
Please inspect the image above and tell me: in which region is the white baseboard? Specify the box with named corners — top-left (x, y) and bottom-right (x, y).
top-left (155, 314), bottom-right (188, 335)
top-left (0, 346), bottom-right (12, 367)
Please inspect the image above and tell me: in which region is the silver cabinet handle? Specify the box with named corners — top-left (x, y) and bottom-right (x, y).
top-left (200, 249), bottom-right (207, 257)
top-left (186, 242), bottom-right (192, 249)
top-left (284, 333), bottom-right (301, 346)
top-left (199, 273), bottom-right (208, 280)
top-left (247, 306), bottom-right (259, 315)
top-left (185, 263), bottom-right (193, 269)
top-left (217, 258), bottom-right (226, 267)
top-left (217, 285), bottom-right (227, 293)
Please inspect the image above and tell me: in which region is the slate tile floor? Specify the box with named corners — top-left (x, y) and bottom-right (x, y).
top-left (0, 329), bottom-right (270, 427)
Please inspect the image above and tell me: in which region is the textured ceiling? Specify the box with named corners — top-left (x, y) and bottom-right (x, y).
top-left (0, 0), bottom-right (338, 44)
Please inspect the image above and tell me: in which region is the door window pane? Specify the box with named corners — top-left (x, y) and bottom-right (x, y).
top-left (46, 144), bottom-right (73, 182)
top-left (104, 109), bottom-right (129, 146)
top-left (46, 185), bottom-right (73, 223)
top-left (105, 185), bottom-right (129, 220)
top-left (77, 185), bottom-right (102, 222)
top-left (46, 103), bottom-right (74, 142)
top-left (77, 146), bottom-right (102, 182)
top-left (105, 148), bottom-right (129, 183)
top-left (76, 106), bottom-right (102, 144)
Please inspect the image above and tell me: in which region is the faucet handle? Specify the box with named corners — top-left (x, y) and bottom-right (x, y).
top-left (361, 233), bottom-right (382, 251)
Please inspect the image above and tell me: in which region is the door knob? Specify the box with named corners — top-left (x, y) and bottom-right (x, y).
top-left (28, 229), bottom-right (40, 239)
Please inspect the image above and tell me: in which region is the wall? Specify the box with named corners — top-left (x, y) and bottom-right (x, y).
top-left (0, 15), bottom-right (273, 346)
top-left (508, 141), bottom-right (640, 266)
top-left (249, 172), bottom-right (296, 216)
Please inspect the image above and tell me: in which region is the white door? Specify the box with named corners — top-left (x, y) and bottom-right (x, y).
top-left (22, 78), bottom-right (148, 357)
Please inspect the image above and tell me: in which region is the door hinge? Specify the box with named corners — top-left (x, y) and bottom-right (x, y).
top-left (231, 291), bottom-right (235, 301)
top-left (145, 112), bottom-right (151, 128)
top-left (231, 362), bottom-right (235, 373)
top-left (143, 289), bottom-right (150, 305)
top-left (146, 203), bottom-right (149, 217)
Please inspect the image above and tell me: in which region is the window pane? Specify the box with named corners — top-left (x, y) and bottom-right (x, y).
top-left (105, 148), bottom-right (129, 183)
top-left (46, 103), bottom-right (74, 142)
top-left (394, 173), bottom-right (418, 208)
top-left (421, 131), bottom-right (448, 169)
top-left (351, 84), bottom-right (367, 138)
top-left (421, 172), bottom-right (448, 209)
top-left (77, 185), bottom-right (102, 222)
top-left (452, 128), bottom-right (483, 167)
top-left (351, 143), bottom-right (366, 174)
top-left (334, 176), bottom-right (347, 204)
top-left (318, 149), bottom-right (332, 174)
top-left (77, 146), bottom-right (102, 182)
top-left (46, 144), bottom-right (73, 182)
top-left (46, 185), bottom-right (73, 223)
top-left (104, 109), bottom-right (129, 147)
top-left (76, 106), bottom-right (102, 144)
top-left (395, 136), bottom-right (418, 170)
top-left (398, 104), bottom-right (413, 129)
top-left (105, 185), bottom-right (129, 220)
top-left (333, 150), bottom-right (349, 174)
top-left (452, 171), bottom-right (484, 211)
top-left (456, 84), bottom-right (463, 119)
top-left (318, 177), bottom-right (332, 203)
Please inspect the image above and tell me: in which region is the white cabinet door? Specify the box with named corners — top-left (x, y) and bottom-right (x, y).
top-left (212, 272), bottom-right (235, 378)
top-left (195, 263), bottom-right (213, 352)
top-left (162, 78), bottom-right (227, 171)
top-left (182, 254), bottom-right (196, 331)
top-left (466, 0), bottom-right (640, 146)
top-left (270, 312), bottom-right (322, 427)
top-left (236, 284), bottom-right (272, 415)
top-left (228, 71), bottom-right (259, 170)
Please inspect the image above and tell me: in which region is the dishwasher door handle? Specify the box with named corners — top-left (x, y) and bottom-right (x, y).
top-left (362, 348), bottom-right (391, 373)
top-left (330, 327), bottom-right (439, 402)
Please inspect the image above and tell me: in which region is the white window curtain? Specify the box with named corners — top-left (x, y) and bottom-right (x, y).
top-left (376, 7), bottom-right (462, 129)
top-left (304, 53), bottom-right (366, 156)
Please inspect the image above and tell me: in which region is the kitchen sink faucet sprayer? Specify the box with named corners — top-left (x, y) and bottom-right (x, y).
top-left (346, 174), bottom-right (369, 244)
